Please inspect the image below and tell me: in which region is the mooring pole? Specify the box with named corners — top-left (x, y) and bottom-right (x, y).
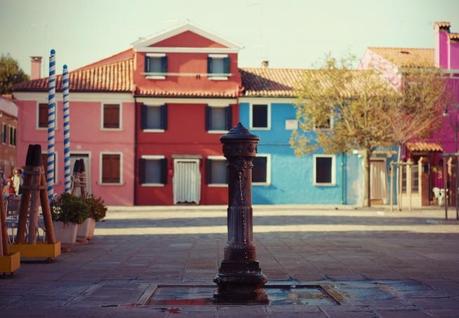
top-left (214, 123), bottom-right (267, 304)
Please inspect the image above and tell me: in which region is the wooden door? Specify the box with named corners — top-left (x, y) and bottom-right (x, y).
top-left (370, 160), bottom-right (387, 204)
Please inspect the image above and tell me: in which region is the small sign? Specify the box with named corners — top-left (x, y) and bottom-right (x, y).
top-left (285, 119), bottom-right (298, 130)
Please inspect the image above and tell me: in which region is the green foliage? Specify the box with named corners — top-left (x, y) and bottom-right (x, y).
top-left (85, 195), bottom-right (107, 222)
top-left (0, 54), bottom-right (29, 94)
top-left (51, 193), bottom-right (89, 224)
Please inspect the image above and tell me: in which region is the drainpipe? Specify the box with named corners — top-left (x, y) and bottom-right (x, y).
top-left (341, 154), bottom-right (347, 205)
top-left (133, 95), bottom-right (138, 206)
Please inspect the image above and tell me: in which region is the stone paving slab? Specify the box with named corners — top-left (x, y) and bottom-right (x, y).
top-left (1, 207), bottom-right (459, 317)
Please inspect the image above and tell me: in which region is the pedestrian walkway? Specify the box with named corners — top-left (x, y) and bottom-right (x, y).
top-left (1, 207), bottom-right (459, 317)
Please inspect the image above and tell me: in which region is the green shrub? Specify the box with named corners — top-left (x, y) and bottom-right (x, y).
top-left (85, 195), bottom-right (107, 222)
top-left (51, 193), bottom-right (89, 224)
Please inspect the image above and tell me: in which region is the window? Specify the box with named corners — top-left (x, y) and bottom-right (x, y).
top-left (207, 157), bottom-right (228, 185)
top-left (141, 104), bottom-right (167, 131)
top-left (41, 153), bottom-right (56, 183)
top-left (206, 106), bottom-right (232, 132)
top-left (313, 115), bottom-right (333, 130)
top-left (252, 155), bottom-right (270, 185)
top-left (145, 54), bottom-right (167, 77)
top-left (1, 124), bottom-right (7, 144)
top-left (102, 104), bottom-right (121, 129)
top-left (9, 127), bottom-right (16, 146)
top-left (314, 155), bottom-right (335, 185)
top-left (101, 153), bottom-right (121, 184)
top-left (251, 104), bottom-right (270, 129)
top-left (38, 103), bottom-right (48, 128)
top-left (207, 54), bottom-right (230, 78)
top-left (139, 156), bottom-right (167, 185)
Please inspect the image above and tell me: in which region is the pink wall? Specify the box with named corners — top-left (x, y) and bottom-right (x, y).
top-left (437, 30), bottom-right (449, 68)
top-left (451, 41), bottom-right (459, 69)
top-left (15, 97), bottom-right (135, 205)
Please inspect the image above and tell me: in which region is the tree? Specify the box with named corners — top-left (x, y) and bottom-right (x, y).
top-left (381, 68), bottom-right (451, 155)
top-left (0, 54), bottom-right (29, 95)
top-left (290, 55), bottom-right (449, 207)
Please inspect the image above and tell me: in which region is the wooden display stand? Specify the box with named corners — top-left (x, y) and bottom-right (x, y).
top-left (11, 144), bottom-right (61, 261)
top-left (0, 195), bottom-right (20, 274)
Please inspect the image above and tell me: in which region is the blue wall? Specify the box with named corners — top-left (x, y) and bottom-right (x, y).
top-left (240, 101), bottom-right (360, 205)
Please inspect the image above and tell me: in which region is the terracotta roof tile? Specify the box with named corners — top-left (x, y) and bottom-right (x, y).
top-left (240, 67), bottom-right (389, 97)
top-left (14, 58), bottom-right (133, 92)
top-left (368, 47), bottom-right (435, 68)
top-left (407, 142), bottom-right (443, 153)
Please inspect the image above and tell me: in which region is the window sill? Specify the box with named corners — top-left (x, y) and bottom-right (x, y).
top-left (207, 130), bottom-right (228, 134)
top-left (313, 183), bottom-right (336, 187)
top-left (250, 127), bottom-right (270, 131)
top-left (208, 76), bottom-right (228, 81)
top-left (141, 183), bottom-right (165, 187)
top-left (142, 129), bottom-right (165, 133)
top-left (145, 75), bottom-right (166, 80)
top-left (100, 128), bottom-right (123, 131)
top-left (99, 182), bottom-right (124, 186)
top-left (253, 182), bottom-right (271, 186)
top-left (208, 184), bottom-right (228, 187)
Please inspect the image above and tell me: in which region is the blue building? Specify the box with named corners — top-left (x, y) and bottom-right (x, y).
top-left (239, 67), bottom-right (363, 205)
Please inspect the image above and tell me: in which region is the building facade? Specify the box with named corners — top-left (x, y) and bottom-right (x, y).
top-left (360, 21), bottom-right (459, 207)
top-left (0, 96), bottom-right (18, 176)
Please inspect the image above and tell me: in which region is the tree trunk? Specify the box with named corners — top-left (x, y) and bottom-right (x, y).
top-left (364, 149), bottom-right (372, 207)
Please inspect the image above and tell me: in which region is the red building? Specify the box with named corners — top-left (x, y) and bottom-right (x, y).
top-left (132, 24), bottom-right (241, 205)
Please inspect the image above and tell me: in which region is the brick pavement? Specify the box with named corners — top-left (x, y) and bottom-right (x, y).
top-left (1, 206), bottom-right (459, 317)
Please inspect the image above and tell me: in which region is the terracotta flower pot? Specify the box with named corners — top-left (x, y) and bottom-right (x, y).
top-left (53, 221), bottom-right (78, 244)
top-left (77, 218), bottom-right (95, 240)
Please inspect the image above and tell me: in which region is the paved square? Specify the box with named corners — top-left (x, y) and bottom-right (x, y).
top-left (1, 206), bottom-right (459, 317)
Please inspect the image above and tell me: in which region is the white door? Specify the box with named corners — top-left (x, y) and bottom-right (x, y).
top-left (173, 159), bottom-right (201, 204)
top-left (70, 153), bottom-right (91, 195)
top-left (370, 160), bottom-right (386, 203)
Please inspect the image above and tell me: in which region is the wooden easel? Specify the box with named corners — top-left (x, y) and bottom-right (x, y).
top-left (15, 145), bottom-right (56, 245)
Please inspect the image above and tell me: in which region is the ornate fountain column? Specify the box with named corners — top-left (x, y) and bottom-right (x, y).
top-left (214, 123), bottom-right (267, 303)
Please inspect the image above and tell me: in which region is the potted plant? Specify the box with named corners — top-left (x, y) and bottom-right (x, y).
top-left (77, 195), bottom-right (107, 240)
top-left (51, 193), bottom-right (89, 244)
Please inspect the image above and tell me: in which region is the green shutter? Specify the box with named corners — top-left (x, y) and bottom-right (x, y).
top-left (225, 106), bottom-right (232, 130)
top-left (141, 104), bottom-right (147, 129)
top-left (207, 57), bottom-right (212, 74)
top-left (139, 158), bottom-right (146, 184)
top-left (206, 159), bottom-right (212, 184)
top-left (161, 104), bottom-right (168, 130)
top-left (144, 56), bottom-right (149, 72)
top-left (161, 56), bottom-right (168, 74)
top-left (224, 57), bottom-right (230, 74)
top-left (205, 105), bottom-right (211, 131)
top-left (161, 158), bottom-right (168, 184)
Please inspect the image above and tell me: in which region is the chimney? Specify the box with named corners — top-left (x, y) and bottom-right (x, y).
top-left (30, 56), bottom-right (42, 80)
top-left (261, 60), bottom-right (269, 68)
top-left (433, 22), bottom-right (450, 68)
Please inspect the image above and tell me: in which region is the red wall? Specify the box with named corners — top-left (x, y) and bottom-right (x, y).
top-left (135, 103), bottom-right (239, 205)
top-left (134, 52), bottom-right (241, 93)
top-left (152, 31), bottom-right (226, 48)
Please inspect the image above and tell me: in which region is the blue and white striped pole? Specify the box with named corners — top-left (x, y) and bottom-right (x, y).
top-left (63, 65), bottom-right (71, 193)
top-left (47, 49), bottom-right (56, 201)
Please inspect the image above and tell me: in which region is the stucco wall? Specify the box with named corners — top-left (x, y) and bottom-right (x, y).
top-left (240, 101), bottom-right (357, 204)
top-left (15, 97), bottom-right (135, 205)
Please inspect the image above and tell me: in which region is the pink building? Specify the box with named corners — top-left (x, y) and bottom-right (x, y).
top-left (14, 55), bottom-right (135, 205)
top-left (361, 21), bottom-right (459, 207)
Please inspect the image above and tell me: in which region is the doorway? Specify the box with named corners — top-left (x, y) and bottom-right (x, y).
top-left (370, 159), bottom-right (387, 204)
top-left (173, 159), bottom-right (201, 204)
top-left (70, 153), bottom-right (91, 195)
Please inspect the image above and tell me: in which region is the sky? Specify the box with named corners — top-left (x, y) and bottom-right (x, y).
top-left (1, 0), bottom-right (459, 76)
